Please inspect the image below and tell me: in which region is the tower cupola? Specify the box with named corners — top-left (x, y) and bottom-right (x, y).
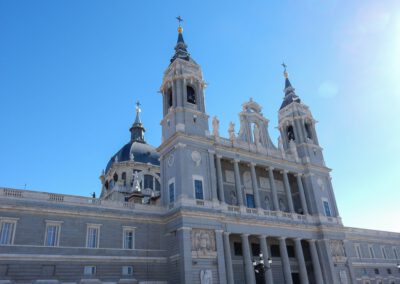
top-left (170, 17), bottom-right (191, 63)
top-left (280, 63), bottom-right (301, 110)
top-left (130, 101), bottom-right (145, 143)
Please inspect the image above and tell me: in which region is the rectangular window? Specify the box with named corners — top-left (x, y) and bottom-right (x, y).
top-left (122, 266), bottom-right (133, 276)
top-left (270, 244), bottom-right (281, 257)
top-left (123, 227), bottom-right (135, 249)
top-left (369, 246), bottom-right (375, 258)
top-left (194, 179), bottom-right (204, 200)
top-left (86, 224), bottom-right (101, 248)
top-left (144, 175), bottom-right (153, 189)
top-left (387, 268), bottom-right (392, 274)
top-left (251, 243), bottom-right (260, 256)
top-left (169, 181), bottom-right (175, 203)
top-left (287, 245), bottom-right (295, 258)
top-left (84, 265), bottom-right (96, 275)
top-left (234, 242), bottom-right (242, 256)
top-left (246, 194), bottom-right (255, 208)
top-left (0, 218), bottom-right (18, 245)
top-left (374, 268), bottom-right (380, 275)
top-left (322, 200), bottom-right (332, 217)
top-left (44, 221), bottom-right (62, 247)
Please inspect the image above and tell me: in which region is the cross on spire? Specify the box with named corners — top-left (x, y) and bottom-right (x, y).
top-left (176, 16), bottom-right (183, 27)
top-left (135, 100), bottom-right (141, 113)
top-left (281, 62), bottom-right (287, 72)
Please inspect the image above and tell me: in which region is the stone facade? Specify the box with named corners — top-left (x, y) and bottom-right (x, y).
top-left (0, 27), bottom-right (399, 284)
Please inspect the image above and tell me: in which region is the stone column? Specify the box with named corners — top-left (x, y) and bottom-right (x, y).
top-left (241, 234), bottom-right (256, 284)
top-left (294, 238), bottom-right (309, 284)
top-left (282, 170), bottom-right (295, 213)
top-left (310, 122), bottom-right (319, 145)
top-left (259, 235), bottom-right (274, 284)
top-left (223, 232), bottom-right (235, 284)
top-left (233, 159), bottom-right (244, 206)
top-left (308, 240), bottom-right (324, 284)
top-left (177, 78), bottom-right (183, 107)
top-left (215, 155), bottom-right (225, 203)
top-left (279, 237), bottom-right (293, 284)
top-left (294, 119), bottom-right (304, 143)
top-left (250, 163), bottom-right (261, 209)
top-left (208, 150), bottom-right (219, 202)
top-left (267, 167), bottom-right (280, 211)
top-left (300, 118), bottom-right (308, 142)
top-left (296, 174), bottom-right (309, 215)
top-left (177, 227), bottom-right (192, 283)
top-left (215, 230), bottom-right (227, 284)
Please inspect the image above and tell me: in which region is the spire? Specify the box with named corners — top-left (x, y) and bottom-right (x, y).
top-left (170, 16), bottom-right (191, 63)
top-left (130, 101), bottom-right (146, 143)
top-left (280, 63), bottom-right (301, 110)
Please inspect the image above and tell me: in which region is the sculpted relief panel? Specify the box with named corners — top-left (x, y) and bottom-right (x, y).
top-left (192, 229), bottom-right (216, 258)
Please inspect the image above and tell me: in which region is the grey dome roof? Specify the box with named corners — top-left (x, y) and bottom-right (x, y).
top-left (105, 141), bottom-right (160, 172)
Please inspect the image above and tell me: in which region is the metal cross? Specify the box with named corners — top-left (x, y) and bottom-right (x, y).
top-left (281, 62), bottom-right (287, 72)
top-left (136, 101), bottom-right (141, 112)
top-left (176, 16), bottom-right (183, 26)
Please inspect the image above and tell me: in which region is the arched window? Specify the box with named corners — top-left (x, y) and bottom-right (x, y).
top-left (142, 174), bottom-right (161, 192)
top-left (167, 88), bottom-right (173, 108)
top-left (187, 86), bottom-right (196, 104)
top-left (304, 123), bottom-right (312, 139)
top-left (113, 173), bottom-right (118, 182)
top-left (105, 180), bottom-right (109, 190)
top-left (286, 125), bottom-right (295, 141)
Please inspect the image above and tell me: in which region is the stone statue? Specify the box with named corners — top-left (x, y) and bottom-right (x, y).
top-left (253, 123), bottom-right (261, 146)
top-left (278, 135), bottom-right (285, 155)
top-left (212, 116), bottom-right (219, 137)
top-left (133, 171), bottom-right (141, 192)
top-left (279, 198), bottom-right (286, 212)
top-left (264, 196), bottom-right (271, 210)
top-left (200, 269), bottom-right (212, 284)
top-left (114, 155), bottom-right (118, 163)
top-left (228, 122), bottom-right (235, 141)
top-left (130, 152), bottom-right (134, 161)
top-left (230, 191), bottom-right (237, 206)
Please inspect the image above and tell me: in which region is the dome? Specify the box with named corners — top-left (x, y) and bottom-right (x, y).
top-left (105, 141), bottom-right (160, 172)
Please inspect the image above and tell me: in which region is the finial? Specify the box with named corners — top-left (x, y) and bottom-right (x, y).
top-left (176, 16), bottom-right (183, 33)
top-left (282, 62), bottom-right (288, 78)
top-left (135, 100), bottom-right (141, 114)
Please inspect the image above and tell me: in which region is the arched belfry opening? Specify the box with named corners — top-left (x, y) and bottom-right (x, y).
top-left (186, 85), bottom-right (196, 104)
top-left (286, 125), bottom-right (295, 141)
top-left (167, 88), bottom-right (173, 108)
top-left (305, 122), bottom-right (312, 140)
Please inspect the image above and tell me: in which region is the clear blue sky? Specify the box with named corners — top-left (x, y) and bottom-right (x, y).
top-left (1, 1), bottom-right (399, 232)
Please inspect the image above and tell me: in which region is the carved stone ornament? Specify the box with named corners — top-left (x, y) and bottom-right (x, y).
top-left (330, 240), bottom-right (345, 257)
top-left (191, 151), bottom-right (201, 166)
top-left (317, 178), bottom-right (324, 191)
top-left (167, 154), bottom-right (174, 167)
top-left (200, 269), bottom-right (213, 284)
top-left (191, 229), bottom-right (216, 258)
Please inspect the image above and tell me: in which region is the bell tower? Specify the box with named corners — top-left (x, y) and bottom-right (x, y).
top-left (158, 19), bottom-right (216, 209)
top-left (159, 20), bottom-right (209, 142)
top-left (277, 64), bottom-right (324, 166)
top-left (277, 64), bottom-right (340, 218)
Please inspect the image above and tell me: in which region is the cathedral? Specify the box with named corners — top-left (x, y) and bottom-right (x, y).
top-left (0, 22), bottom-right (399, 284)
